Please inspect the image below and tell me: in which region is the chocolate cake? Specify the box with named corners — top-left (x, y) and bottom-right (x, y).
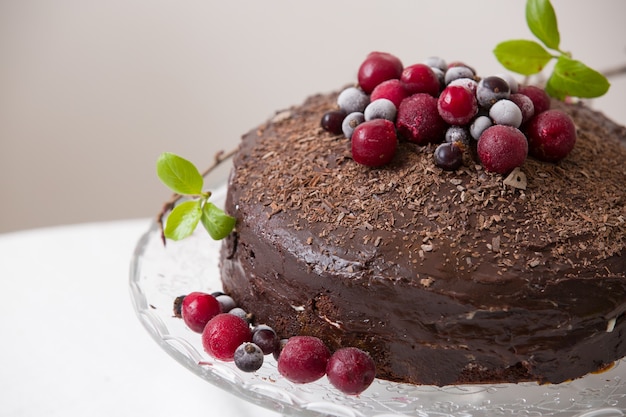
top-left (219, 90), bottom-right (626, 387)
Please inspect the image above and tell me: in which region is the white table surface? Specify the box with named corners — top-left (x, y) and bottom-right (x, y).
top-left (0, 219), bottom-right (282, 417)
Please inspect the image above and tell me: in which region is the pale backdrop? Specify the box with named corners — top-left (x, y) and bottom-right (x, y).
top-left (1, 0), bottom-right (625, 233)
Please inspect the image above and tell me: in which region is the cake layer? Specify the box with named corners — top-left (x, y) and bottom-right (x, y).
top-left (220, 91), bottom-right (626, 386)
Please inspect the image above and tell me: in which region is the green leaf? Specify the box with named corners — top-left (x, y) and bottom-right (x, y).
top-left (546, 55), bottom-right (611, 99)
top-left (493, 40), bottom-right (553, 75)
top-left (164, 200), bottom-right (202, 241)
top-left (156, 152), bottom-right (204, 195)
top-left (526, 0), bottom-right (560, 50)
top-left (200, 202), bottom-right (236, 240)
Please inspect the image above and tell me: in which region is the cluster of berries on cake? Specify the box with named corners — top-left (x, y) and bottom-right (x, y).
top-left (321, 51), bottom-right (577, 174)
top-left (173, 291), bottom-right (376, 395)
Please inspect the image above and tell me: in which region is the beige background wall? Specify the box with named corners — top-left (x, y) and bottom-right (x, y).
top-left (1, 0), bottom-right (625, 233)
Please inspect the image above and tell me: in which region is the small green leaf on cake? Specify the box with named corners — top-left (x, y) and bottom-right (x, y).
top-left (525, 0), bottom-right (560, 50)
top-left (157, 152), bottom-right (204, 196)
top-left (164, 200), bottom-right (203, 241)
top-left (493, 40), bottom-right (553, 75)
top-left (201, 202), bottom-right (236, 240)
top-left (546, 56), bottom-right (611, 99)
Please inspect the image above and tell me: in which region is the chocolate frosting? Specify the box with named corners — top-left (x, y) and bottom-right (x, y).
top-left (220, 91), bottom-right (626, 386)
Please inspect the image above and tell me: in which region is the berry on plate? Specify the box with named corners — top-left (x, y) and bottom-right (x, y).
top-left (277, 336), bottom-right (331, 384)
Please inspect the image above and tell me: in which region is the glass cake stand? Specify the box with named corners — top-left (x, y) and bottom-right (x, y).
top-left (129, 169), bottom-right (626, 417)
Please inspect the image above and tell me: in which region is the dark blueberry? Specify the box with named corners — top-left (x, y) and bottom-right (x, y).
top-left (234, 342), bottom-right (264, 372)
top-left (476, 76), bottom-right (511, 109)
top-left (434, 142), bottom-right (464, 171)
top-left (252, 325), bottom-right (279, 355)
top-left (321, 110), bottom-right (347, 134)
top-left (445, 126), bottom-right (470, 145)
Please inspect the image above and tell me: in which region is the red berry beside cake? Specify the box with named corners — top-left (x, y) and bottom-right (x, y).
top-left (218, 51), bottom-right (626, 386)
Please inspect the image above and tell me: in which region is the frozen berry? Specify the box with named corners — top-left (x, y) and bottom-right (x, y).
top-left (495, 72), bottom-right (519, 94)
top-left (526, 109), bottom-right (576, 162)
top-left (234, 342), bottom-right (264, 372)
top-left (476, 76), bottom-right (511, 109)
top-left (342, 111), bottom-right (365, 139)
top-left (400, 63), bottom-right (441, 96)
top-left (337, 87), bottom-right (369, 114)
top-left (321, 110), bottom-right (347, 134)
top-left (326, 347), bottom-right (376, 395)
top-left (364, 98), bottom-right (397, 122)
top-left (277, 336), bottom-right (331, 384)
top-left (181, 292), bottom-right (221, 333)
top-left (489, 99), bottom-right (523, 128)
top-left (444, 65), bottom-right (475, 85)
top-left (351, 119), bottom-right (397, 167)
top-left (434, 142), bottom-right (464, 171)
top-left (518, 85), bottom-right (551, 115)
top-left (509, 93), bottom-right (535, 124)
top-left (445, 125), bottom-right (470, 145)
top-left (216, 294), bottom-right (236, 313)
top-left (228, 307), bottom-right (249, 321)
top-left (370, 79), bottom-right (409, 108)
top-left (358, 51), bottom-right (403, 94)
top-left (396, 93), bottom-right (447, 145)
top-left (252, 325), bottom-right (279, 355)
top-left (470, 115), bottom-right (493, 140)
top-left (477, 125), bottom-right (528, 174)
top-left (437, 85), bottom-right (478, 125)
top-left (202, 313), bottom-right (252, 361)
top-left (448, 77), bottom-right (478, 95)
top-left (423, 56), bottom-right (447, 72)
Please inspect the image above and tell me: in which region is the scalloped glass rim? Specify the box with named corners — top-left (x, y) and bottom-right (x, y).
top-left (129, 161), bottom-right (626, 417)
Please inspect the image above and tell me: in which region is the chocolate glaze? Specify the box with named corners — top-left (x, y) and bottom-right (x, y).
top-left (220, 91), bottom-right (626, 386)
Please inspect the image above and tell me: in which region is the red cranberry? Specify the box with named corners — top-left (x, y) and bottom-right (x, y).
top-left (526, 109), bottom-right (577, 162)
top-left (437, 85), bottom-right (478, 126)
top-left (357, 51), bottom-right (403, 94)
top-left (477, 125), bottom-right (528, 174)
top-left (181, 292), bottom-right (221, 333)
top-left (370, 79), bottom-right (409, 108)
top-left (202, 313), bottom-right (252, 361)
top-left (351, 119), bottom-right (397, 167)
top-left (396, 93), bottom-right (447, 145)
top-left (518, 85), bottom-right (551, 115)
top-left (326, 347), bottom-right (377, 395)
top-left (509, 93), bottom-right (535, 124)
top-left (400, 63), bottom-right (441, 96)
top-left (277, 336), bottom-right (331, 384)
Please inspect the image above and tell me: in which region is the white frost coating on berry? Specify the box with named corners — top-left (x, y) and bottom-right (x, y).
top-left (337, 87), bottom-right (369, 114)
top-left (342, 111), bottom-right (364, 139)
top-left (470, 115), bottom-right (493, 140)
top-left (444, 66), bottom-right (474, 85)
top-left (448, 78), bottom-right (478, 95)
top-left (490, 99), bottom-right (523, 128)
top-left (424, 56), bottom-right (447, 71)
top-left (364, 98), bottom-right (397, 121)
top-left (495, 72), bottom-right (519, 94)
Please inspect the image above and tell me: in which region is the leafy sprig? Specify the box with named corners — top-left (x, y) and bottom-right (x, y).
top-left (493, 0), bottom-right (610, 99)
top-left (156, 152), bottom-right (235, 242)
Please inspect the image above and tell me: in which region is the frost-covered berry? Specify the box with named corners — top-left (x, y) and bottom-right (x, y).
top-left (445, 125), bottom-right (470, 145)
top-left (326, 347), bottom-right (377, 395)
top-left (181, 292), bottom-right (221, 333)
top-left (509, 93), bottom-right (535, 124)
top-left (370, 79), bottom-right (409, 108)
top-left (434, 142), bottom-right (464, 171)
top-left (437, 85), bottom-right (478, 125)
top-left (216, 294), bottom-right (236, 313)
top-left (252, 325), bottom-right (279, 355)
top-left (477, 125), bottom-right (528, 174)
top-left (526, 109), bottom-right (576, 162)
top-left (277, 336), bottom-right (331, 384)
top-left (448, 77), bottom-right (478, 95)
top-left (228, 307), bottom-right (249, 321)
top-left (396, 93), bottom-right (447, 145)
top-left (358, 51), bottom-right (403, 94)
top-left (351, 119), bottom-right (397, 167)
top-left (400, 63), bottom-right (441, 96)
top-left (495, 73), bottom-right (519, 94)
top-left (489, 99), bottom-right (523, 128)
top-left (364, 98), bottom-right (397, 122)
top-left (470, 115), bottom-right (493, 140)
top-left (202, 313), bottom-right (252, 361)
top-left (423, 56), bottom-right (447, 72)
top-left (342, 111), bottom-right (365, 139)
top-left (234, 342), bottom-right (264, 372)
top-left (337, 87), bottom-right (369, 114)
top-left (321, 110), bottom-right (347, 134)
top-left (476, 76), bottom-right (511, 109)
top-left (518, 85), bottom-right (551, 115)
top-left (444, 65), bottom-right (475, 84)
